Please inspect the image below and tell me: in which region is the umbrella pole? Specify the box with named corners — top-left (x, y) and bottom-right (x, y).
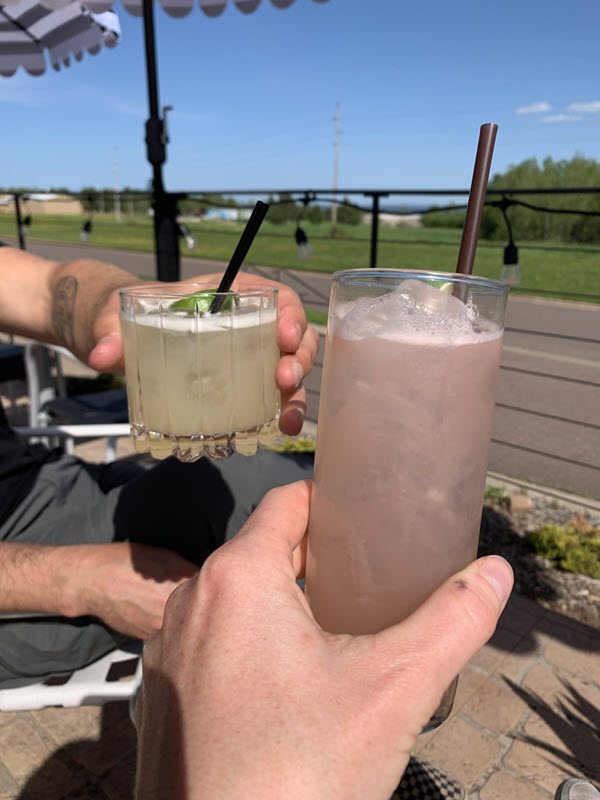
top-left (142, 0), bottom-right (180, 282)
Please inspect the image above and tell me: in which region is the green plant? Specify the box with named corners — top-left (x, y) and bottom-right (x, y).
top-left (484, 485), bottom-right (508, 504)
top-left (527, 522), bottom-right (600, 579)
top-left (269, 437), bottom-right (316, 453)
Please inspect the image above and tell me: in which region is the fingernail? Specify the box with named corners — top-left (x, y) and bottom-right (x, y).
top-left (96, 335), bottom-right (116, 347)
top-left (295, 323), bottom-right (304, 348)
top-left (292, 360), bottom-right (303, 388)
top-left (478, 556), bottom-right (513, 605)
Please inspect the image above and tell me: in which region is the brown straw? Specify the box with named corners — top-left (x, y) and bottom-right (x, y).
top-left (456, 123), bottom-right (498, 275)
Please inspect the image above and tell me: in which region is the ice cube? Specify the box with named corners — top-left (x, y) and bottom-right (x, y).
top-left (337, 279), bottom-right (476, 341)
top-left (394, 279), bottom-right (469, 319)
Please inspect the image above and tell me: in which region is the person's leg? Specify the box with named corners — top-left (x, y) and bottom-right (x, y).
top-left (0, 456), bottom-right (138, 687)
top-left (112, 449), bottom-right (315, 562)
top-left (0, 450), bottom-right (313, 686)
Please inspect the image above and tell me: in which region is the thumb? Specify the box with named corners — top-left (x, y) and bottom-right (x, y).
top-left (370, 556), bottom-right (513, 729)
top-left (88, 333), bottom-right (124, 373)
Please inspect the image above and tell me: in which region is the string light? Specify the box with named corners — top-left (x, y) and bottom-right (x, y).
top-left (178, 221), bottom-right (197, 250)
top-left (20, 214), bottom-right (31, 238)
top-left (294, 193), bottom-right (314, 260)
top-left (295, 225), bottom-right (313, 261)
top-left (502, 239), bottom-right (521, 287)
top-left (497, 198), bottom-right (521, 288)
top-left (79, 219), bottom-right (93, 243)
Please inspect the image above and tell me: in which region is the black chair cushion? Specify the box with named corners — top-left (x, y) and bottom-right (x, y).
top-left (43, 388), bottom-right (129, 425)
top-left (0, 344), bottom-right (26, 382)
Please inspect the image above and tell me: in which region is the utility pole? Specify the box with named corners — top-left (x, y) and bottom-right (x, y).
top-left (113, 147), bottom-right (122, 223)
top-left (331, 102), bottom-right (340, 227)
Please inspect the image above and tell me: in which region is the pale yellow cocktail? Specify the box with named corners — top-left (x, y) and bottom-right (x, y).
top-left (120, 284), bottom-right (280, 461)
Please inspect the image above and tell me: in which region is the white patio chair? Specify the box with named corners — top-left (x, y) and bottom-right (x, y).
top-left (23, 341), bottom-right (130, 462)
top-left (0, 636), bottom-right (143, 712)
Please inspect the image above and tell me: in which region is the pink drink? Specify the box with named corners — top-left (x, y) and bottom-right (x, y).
top-left (305, 270), bottom-right (508, 730)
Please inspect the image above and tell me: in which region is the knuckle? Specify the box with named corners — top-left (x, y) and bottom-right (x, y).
top-left (196, 546), bottom-right (247, 603)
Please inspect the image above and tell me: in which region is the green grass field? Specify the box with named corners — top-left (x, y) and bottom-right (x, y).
top-left (1, 213), bottom-right (599, 303)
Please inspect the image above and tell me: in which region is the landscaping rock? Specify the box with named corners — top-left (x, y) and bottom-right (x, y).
top-left (479, 491), bottom-right (600, 631)
top-left (508, 493), bottom-right (535, 515)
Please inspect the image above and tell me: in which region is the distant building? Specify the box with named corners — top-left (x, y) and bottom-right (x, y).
top-left (0, 194), bottom-right (83, 215)
top-left (361, 211), bottom-right (422, 228)
top-left (202, 208), bottom-right (252, 222)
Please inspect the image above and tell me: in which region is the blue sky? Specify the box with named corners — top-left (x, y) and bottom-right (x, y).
top-left (2, 0), bottom-right (600, 198)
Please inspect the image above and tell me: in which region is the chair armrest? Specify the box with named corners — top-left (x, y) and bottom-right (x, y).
top-left (13, 424), bottom-right (131, 440)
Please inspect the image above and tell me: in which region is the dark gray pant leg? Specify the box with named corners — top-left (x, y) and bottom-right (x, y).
top-left (113, 449), bottom-right (315, 560)
top-left (0, 450), bottom-right (313, 687)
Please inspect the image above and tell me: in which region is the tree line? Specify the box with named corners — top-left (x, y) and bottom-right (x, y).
top-left (1, 186), bottom-right (362, 226)
top-left (423, 154), bottom-right (600, 244)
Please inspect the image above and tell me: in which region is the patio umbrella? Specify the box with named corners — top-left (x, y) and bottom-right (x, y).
top-left (0, 0), bottom-right (330, 280)
top-left (0, 0), bottom-right (120, 77)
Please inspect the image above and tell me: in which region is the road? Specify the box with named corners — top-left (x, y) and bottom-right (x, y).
top-left (13, 239), bottom-right (600, 499)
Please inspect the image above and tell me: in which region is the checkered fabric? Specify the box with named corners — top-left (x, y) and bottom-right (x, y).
top-left (391, 756), bottom-right (464, 800)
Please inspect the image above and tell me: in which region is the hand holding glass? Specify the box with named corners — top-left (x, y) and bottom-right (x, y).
top-left (120, 283), bottom-right (280, 461)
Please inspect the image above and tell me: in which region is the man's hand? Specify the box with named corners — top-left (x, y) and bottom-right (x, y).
top-left (57, 542), bottom-right (198, 640)
top-left (135, 481), bottom-right (513, 800)
top-left (89, 272), bottom-right (320, 436)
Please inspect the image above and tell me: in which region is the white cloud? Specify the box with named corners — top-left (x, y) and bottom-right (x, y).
top-left (542, 114), bottom-right (582, 123)
top-left (516, 101), bottom-right (551, 115)
top-left (567, 100), bottom-right (600, 114)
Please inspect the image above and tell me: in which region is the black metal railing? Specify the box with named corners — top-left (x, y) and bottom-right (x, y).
top-left (6, 186), bottom-right (600, 286)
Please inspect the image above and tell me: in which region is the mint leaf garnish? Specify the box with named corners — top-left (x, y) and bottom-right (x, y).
top-left (170, 289), bottom-right (238, 314)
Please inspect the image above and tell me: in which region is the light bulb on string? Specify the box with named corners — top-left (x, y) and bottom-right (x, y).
top-left (496, 197), bottom-right (522, 288)
top-left (79, 219), bottom-right (92, 244)
top-left (501, 240), bottom-right (521, 287)
top-left (178, 222), bottom-right (197, 250)
top-left (295, 226), bottom-right (313, 261)
top-left (20, 215), bottom-right (31, 238)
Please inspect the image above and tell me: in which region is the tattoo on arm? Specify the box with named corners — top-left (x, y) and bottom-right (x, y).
top-left (52, 276), bottom-right (78, 349)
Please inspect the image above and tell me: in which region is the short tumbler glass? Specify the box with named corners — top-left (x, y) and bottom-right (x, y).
top-left (119, 282), bottom-right (280, 462)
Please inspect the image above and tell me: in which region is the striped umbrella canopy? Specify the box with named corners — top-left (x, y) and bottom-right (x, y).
top-left (0, 0), bottom-right (328, 75)
top-left (1, 0), bottom-right (330, 280)
top-left (0, 1), bottom-right (120, 76)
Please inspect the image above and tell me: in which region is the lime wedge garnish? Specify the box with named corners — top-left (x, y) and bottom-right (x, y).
top-left (428, 280), bottom-right (454, 294)
top-left (170, 289), bottom-right (238, 314)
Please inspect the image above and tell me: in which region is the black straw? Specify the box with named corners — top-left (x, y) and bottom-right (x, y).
top-left (209, 200), bottom-right (270, 313)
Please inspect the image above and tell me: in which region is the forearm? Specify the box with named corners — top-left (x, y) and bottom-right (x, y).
top-left (0, 247), bottom-right (136, 362)
top-left (47, 258), bottom-right (136, 362)
top-left (0, 542), bottom-right (83, 616)
top-left (0, 540), bottom-right (199, 637)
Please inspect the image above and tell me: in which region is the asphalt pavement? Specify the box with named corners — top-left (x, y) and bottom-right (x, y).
top-left (10, 238), bottom-right (600, 499)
